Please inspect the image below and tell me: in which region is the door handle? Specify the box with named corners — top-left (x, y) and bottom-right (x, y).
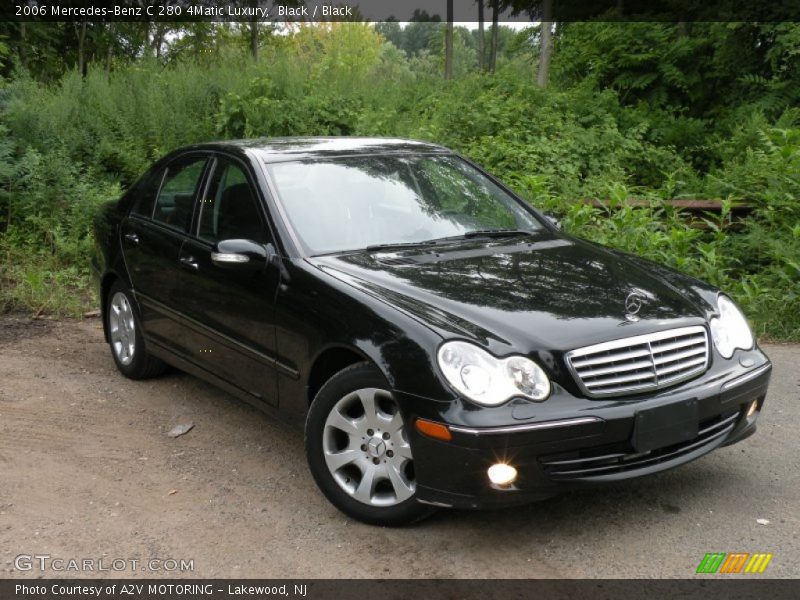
top-left (123, 232), bottom-right (139, 245)
top-left (179, 256), bottom-right (199, 271)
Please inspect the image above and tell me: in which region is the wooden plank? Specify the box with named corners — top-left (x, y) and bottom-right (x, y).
top-left (580, 198), bottom-right (754, 212)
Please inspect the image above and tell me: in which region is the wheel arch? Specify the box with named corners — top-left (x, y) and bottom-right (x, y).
top-left (306, 344), bottom-right (382, 406)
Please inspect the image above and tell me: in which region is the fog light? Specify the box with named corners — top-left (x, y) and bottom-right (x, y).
top-left (488, 463), bottom-right (517, 486)
top-left (747, 400), bottom-right (759, 418)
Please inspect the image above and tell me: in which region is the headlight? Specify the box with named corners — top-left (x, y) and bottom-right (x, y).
top-left (437, 341), bottom-right (551, 406)
top-left (709, 295), bottom-right (754, 358)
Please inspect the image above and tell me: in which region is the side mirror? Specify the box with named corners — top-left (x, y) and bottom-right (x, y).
top-left (544, 214), bottom-right (561, 230)
top-left (211, 239), bottom-right (276, 270)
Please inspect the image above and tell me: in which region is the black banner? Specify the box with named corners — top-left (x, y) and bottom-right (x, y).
top-left (3, 0), bottom-right (800, 23)
top-left (2, 580), bottom-right (800, 600)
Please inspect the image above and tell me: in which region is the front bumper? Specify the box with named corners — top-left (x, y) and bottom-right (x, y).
top-left (399, 349), bottom-right (771, 509)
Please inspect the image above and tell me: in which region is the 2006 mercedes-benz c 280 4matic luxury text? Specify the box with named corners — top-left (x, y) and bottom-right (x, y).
top-left (92, 137), bottom-right (772, 525)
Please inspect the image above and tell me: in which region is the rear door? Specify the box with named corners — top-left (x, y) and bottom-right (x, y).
top-left (121, 153), bottom-right (210, 356)
top-left (175, 154), bottom-right (282, 405)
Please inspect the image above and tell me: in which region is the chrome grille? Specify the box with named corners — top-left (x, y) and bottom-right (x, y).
top-left (566, 326), bottom-right (709, 398)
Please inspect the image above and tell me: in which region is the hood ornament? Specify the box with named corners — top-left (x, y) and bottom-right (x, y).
top-left (624, 290), bottom-right (648, 322)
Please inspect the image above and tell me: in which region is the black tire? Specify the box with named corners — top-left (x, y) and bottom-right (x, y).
top-left (105, 281), bottom-right (166, 380)
top-left (305, 362), bottom-right (435, 526)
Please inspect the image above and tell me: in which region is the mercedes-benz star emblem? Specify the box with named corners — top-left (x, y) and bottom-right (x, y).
top-left (367, 438), bottom-right (386, 458)
top-left (624, 290), bottom-right (648, 321)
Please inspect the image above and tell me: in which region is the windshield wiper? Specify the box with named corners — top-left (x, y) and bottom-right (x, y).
top-left (462, 229), bottom-right (536, 239)
top-left (363, 230), bottom-right (534, 253)
top-left (364, 240), bottom-right (442, 252)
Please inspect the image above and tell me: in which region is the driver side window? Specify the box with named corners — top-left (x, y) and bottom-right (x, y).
top-left (198, 158), bottom-right (266, 244)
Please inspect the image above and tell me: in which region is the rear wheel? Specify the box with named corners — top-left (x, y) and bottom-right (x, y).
top-left (305, 363), bottom-right (434, 526)
top-left (106, 281), bottom-right (166, 379)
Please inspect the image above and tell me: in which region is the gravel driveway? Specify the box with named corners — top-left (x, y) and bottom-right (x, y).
top-left (1, 316), bottom-right (798, 578)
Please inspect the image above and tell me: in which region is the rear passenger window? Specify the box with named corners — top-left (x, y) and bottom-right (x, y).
top-left (153, 157), bottom-right (207, 233)
top-left (129, 169), bottom-right (165, 217)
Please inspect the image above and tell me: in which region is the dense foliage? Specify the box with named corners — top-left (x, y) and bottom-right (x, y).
top-left (0, 21), bottom-right (798, 340)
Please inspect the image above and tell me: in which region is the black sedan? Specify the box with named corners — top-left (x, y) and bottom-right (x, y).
top-left (91, 137), bottom-right (771, 525)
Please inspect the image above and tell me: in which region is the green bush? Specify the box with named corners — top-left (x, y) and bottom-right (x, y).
top-left (0, 146), bottom-right (121, 315)
top-left (0, 24), bottom-right (797, 341)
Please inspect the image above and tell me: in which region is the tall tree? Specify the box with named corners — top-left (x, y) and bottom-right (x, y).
top-left (250, 19), bottom-right (259, 60)
top-left (537, 0), bottom-right (553, 88)
top-left (249, 0), bottom-right (259, 60)
top-left (151, 22), bottom-right (169, 58)
top-left (142, 21), bottom-right (153, 58)
top-left (18, 22), bottom-right (27, 69)
top-left (74, 20), bottom-right (87, 75)
top-left (444, 0), bottom-right (454, 79)
top-left (104, 37), bottom-right (114, 73)
top-left (489, 0), bottom-right (499, 72)
top-left (477, 0), bottom-right (485, 70)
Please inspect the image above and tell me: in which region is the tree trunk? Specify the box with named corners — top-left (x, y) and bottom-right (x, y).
top-left (142, 21), bottom-right (153, 58)
top-left (18, 22), bottom-right (27, 69)
top-left (151, 24), bottom-right (164, 58)
top-left (249, 0), bottom-right (260, 60)
top-left (76, 21), bottom-right (87, 76)
top-left (251, 20), bottom-right (259, 60)
top-left (536, 0), bottom-right (553, 88)
top-left (477, 0), bottom-right (485, 70)
top-left (105, 24), bottom-right (114, 75)
top-left (444, 0), bottom-right (453, 79)
top-left (489, 0), bottom-right (498, 73)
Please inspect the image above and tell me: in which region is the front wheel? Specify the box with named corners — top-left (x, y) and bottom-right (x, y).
top-left (305, 363), bottom-right (434, 526)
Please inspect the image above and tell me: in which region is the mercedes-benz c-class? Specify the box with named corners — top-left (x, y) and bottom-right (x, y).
top-left (91, 138), bottom-right (771, 525)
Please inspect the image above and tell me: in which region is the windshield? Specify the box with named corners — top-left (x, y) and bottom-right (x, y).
top-left (266, 154), bottom-right (543, 255)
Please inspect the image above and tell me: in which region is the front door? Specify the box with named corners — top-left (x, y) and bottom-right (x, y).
top-left (175, 155), bottom-right (281, 406)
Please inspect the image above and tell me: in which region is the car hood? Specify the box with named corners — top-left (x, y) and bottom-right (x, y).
top-left (309, 231), bottom-right (711, 354)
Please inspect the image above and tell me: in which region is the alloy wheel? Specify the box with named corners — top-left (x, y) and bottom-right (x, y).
top-left (108, 291), bottom-right (136, 366)
top-left (322, 388), bottom-right (415, 507)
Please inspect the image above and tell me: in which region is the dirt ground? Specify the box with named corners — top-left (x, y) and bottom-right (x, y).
top-left (1, 315), bottom-right (798, 579)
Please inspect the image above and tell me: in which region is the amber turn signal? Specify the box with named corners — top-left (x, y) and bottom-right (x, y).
top-left (415, 418), bottom-right (452, 441)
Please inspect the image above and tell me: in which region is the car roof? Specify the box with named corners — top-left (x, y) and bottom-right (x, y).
top-left (182, 137), bottom-right (452, 163)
